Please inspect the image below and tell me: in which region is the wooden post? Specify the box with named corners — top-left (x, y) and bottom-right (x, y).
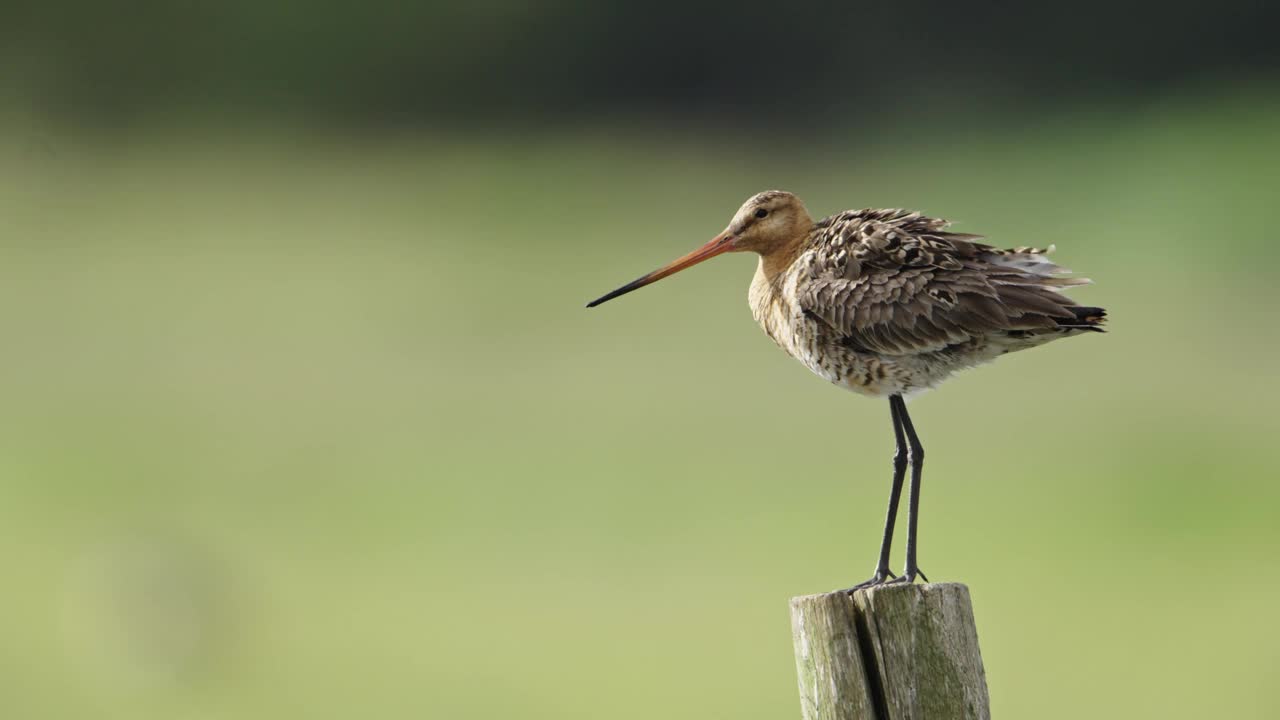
top-left (790, 583), bottom-right (990, 720)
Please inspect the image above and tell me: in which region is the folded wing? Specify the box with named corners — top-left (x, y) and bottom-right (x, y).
top-left (797, 209), bottom-right (1103, 356)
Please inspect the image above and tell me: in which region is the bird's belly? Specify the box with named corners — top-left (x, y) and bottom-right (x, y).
top-left (767, 314), bottom-right (988, 398)
top-left (795, 341), bottom-right (905, 398)
top-left (761, 313), bottom-right (904, 397)
top-left (751, 273), bottom-right (972, 398)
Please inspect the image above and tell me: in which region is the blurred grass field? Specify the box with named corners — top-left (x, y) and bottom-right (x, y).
top-left (1, 89), bottom-right (1279, 718)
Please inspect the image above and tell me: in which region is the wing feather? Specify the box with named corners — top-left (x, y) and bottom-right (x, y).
top-left (798, 209), bottom-right (1095, 356)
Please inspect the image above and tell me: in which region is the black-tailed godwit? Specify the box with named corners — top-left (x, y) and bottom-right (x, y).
top-left (587, 191), bottom-right (1105, 589)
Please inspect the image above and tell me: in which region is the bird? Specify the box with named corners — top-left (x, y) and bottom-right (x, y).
top-left (586, 191), bottom-right (1105, 590)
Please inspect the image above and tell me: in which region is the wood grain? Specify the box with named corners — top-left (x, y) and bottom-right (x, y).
top-left (790, 583), bottom-right (989, 720)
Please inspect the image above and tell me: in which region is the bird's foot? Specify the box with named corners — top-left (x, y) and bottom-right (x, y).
top-left (840, 568), bottom-right (896, 594)
top-left (886, 566), bottom-right (929, 585)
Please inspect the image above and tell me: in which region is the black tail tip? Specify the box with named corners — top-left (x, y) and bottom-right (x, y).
top-left (1074, 306), bottom-right (1107, 323)
top-left (1059, 305), bottom-right (1107, 331)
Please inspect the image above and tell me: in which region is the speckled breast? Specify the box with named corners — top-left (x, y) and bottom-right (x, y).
top-left (748, 259), bottom-right (904, 398)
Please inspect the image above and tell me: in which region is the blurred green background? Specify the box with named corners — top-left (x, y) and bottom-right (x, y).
top-left (3, 3), bottom-right (1280, 719)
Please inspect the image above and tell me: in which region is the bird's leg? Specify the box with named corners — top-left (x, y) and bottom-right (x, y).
top-left (888, 394), bottom-right (928, 584)
top-left (843, 396), bottom-right (908, 593)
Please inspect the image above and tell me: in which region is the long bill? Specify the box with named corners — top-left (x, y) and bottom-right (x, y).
top-left (586, 232), bottom-right (735, 308)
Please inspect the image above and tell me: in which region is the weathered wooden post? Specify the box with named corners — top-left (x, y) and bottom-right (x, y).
top-left (790, 583), bottom-right (990, 720)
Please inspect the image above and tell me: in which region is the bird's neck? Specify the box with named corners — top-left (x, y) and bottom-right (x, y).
top-left (755, 232), bottom-right (808, 285)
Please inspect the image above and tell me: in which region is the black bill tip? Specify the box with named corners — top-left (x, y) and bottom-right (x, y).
top-left (585, 277), bottom-right (647, 309)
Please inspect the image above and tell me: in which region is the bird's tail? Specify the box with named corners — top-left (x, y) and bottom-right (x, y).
top-left (1057, 305), bottom-right (1107, 332)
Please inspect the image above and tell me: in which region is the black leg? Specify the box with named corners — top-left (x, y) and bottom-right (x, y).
top-left (890, 395), bottom-right (928, 584)
top-left (874, 398), bottom-right (909, 576)
top-left (843, 396), bottom-right (908, 593)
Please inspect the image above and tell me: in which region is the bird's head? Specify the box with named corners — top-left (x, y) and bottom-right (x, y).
top-left (586, 190), bottom-right (813, 308)
top-left (724, 190), bottom-right (813, 255)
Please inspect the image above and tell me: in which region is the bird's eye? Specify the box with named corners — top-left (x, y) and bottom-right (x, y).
top-left (754, 208), bottom-right (769, 219)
